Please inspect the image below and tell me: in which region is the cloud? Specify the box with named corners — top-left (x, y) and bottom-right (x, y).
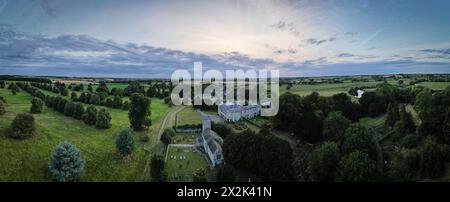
top-left (305, 38), bottom-right (328, 45)
top-left (336, 53), bottom-right (355, 58)
top-left (270, 21), bottom-right (300, 36)
top-left (420, 48), bottom-right (450, 55)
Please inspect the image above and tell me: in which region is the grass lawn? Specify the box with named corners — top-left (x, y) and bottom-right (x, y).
top-left (172, 133), bottom-right (198, 144)
top-left (165, 146), bottom-right (208, 182)
top-left (359, 113), bottom-right (387, 134)
top-left (0, 87), bottom-right (170, 181)
top-left (176, 107), bottom-right (202, 126)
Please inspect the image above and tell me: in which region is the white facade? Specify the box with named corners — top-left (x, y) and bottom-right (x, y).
top-left (198, 116), bottom-right (223, 167)
top-left (218, 104), bottom-right (261, 122)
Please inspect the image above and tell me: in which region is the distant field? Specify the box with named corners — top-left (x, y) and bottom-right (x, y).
top-left (280, 78), bottom-right (450, 97)
top-left (0, 87), bottom-right (170, 181)
top-left (165, 146), bottom-right (208, 182)
top-left (176, 107), bottom-right (202, 126)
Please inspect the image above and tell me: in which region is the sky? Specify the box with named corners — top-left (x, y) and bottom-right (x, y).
top-left (0, 0), bottom-right (449, 78)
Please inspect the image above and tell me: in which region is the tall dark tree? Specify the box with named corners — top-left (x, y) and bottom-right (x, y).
top-left (63, 101), bottom-right (76, 117)
top-left (96, 81), bottom-right (109, 94)
top-left (70, 92), bottom-right (78, 101)
top-left (129, 93), bottom-right (151, 131)
top-left (419, 137), bottom-right (447, 178)
top-left (385, 102), bottom-right (400, 128)
top-left (150, 154), bottom-right (166, 182)
top-left (30, 97), bottom-right (44, 114)
top-left (48, 142), bottom-right (85, 182)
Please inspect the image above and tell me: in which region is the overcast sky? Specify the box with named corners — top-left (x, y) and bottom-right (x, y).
top-left (0, 0), bottom-right (449, 78)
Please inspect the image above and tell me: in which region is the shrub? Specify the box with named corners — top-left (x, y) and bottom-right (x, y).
top-left (30, 97), bottom-right (44, 114)
top-left (73, 103), bottom-right (85, 120)
top-left (193, 167), bottom-right (207, 182)
top-left (82, 105), bottom-right (97, 125)
top-left (150, 154), bottom-right (166, 182)
top-left (338, 150), bottom-right (378, 182)
top-left (70, 92), bottom-right (78, 101)
top-left (160, 128), bottom-right (176, 145)
top-left (122, 101), bottom-right (130, 110)
top-left (63, 101), bottom-right (76, 117)
top-left (48, 142), bottom-right (85, 182)
top-left (10, 113), bottom-right (36, 139)
top-left (115, 128), bottom-right (135, 158)
top-left (401, 135), bottom-right (421, 149)
top-left (96, 109), bottom-right (112, 129)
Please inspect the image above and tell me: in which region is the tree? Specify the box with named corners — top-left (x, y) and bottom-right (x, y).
top-left (105, 98), bottom-right (113, 108)
top-left (341, 124), bottom-right (376, 158)
top-left (64, 101), bottom-right (76, 117)
top-left (387, 148), bottom-right (420, 181)
top-left (338, 150), bottom-right (378, 182)
top-left (322, 111), bottom-right (351, 142)
top-left (70, 92), bottom-right (78, 101)
top-left (394, 104), bottom-right (416, 138)
top-left (330, 93), bottom-right (359, 122)
top-left (30, 97), bottom-right (44, 114)
top-left (73, 103), bottom-right (85, 120)
top-left (193, 167), bottom-right (207, 182)
top-left (129, 93), bottom-right (151, 131)
top-left (160, 128), bottom-right (175, 145)
top-left (96, 81), bottom-right (109, 94)
top-left (78, 92), bottom-right (87, 103)
top-left (10, 113), bottom-right (36, 139)
top-left (211, 122), bottom-right (232, 139)
top-left (115, 128), bottom-right (135, 159)
top-left (82, 105), bottom-right (97, 125)
top-left (0, 80), bottom-right (5, 88)
top-left (87, 83), bottom-right (93, 92)
top-left (0, 100), bottom-right (5, 115)
top-left (96, 109), bottom-right (112, 129)
top-left (419, 137), bottom-right (447, 178)
top-left (385, 102), bottom-right (400, 128)
top-left (150, 154), bottom-right (166, 182)
top-left (273, 92), bottom-right (303, 132)
top-left (216, 164), bottom-right (236, 182)
top-left (112, 96), bottom-right (123, 109)
top-left (48, 142), bottom-right (85, 182)
top-left (308, 142), bottom-right (340, 181)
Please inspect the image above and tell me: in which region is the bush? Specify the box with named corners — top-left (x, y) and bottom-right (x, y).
top-left (48, 142), bottom-right (85, 182)
top-left (96, 109), bottom-right (112, 129)
top-left (30, 97), bottom-right (44, 114)
top-left (0, 100), bottom-right (5, 115)
top-left (82, 105), bottom-right (97, 125)
top-left (64, 101), bottom-right (76, 117)
top-left (338, 150), bottom-right (378, 182)
top-left (10, 113), bottom-right (36, 139)
top-left (116, 128), bottom-right (135, 158)
top-left (308, 142), bottom-right (340, 181)
top-left (341, 124), bottom-right (376, 158)
top-left (160, 128), bottom-right (176, 145)
top-left (322, 111), bottom-right (351, 142)
top-left (122, 101), bottom-right (130, 110)
top-left (70, 92), bottom-right (77, 101)
top-left (193, 167), bottom-right (207, 182)
top-left (73, 103), bottom-right (85, 119)
top-left (150, 154), bottom-right (166, 182)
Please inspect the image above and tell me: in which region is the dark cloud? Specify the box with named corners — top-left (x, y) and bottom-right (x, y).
top-left (270, 21), bottom-right (299, 36)
top-left (420, 48), bottom-right (450, 55)
top-left (336, 53), bottom-right (355, 58)
top-left (305, 38), bottom-right (327, 45)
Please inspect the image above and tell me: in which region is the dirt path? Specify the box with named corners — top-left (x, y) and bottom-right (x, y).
top-left (140, 105), bottom-right (185, 180)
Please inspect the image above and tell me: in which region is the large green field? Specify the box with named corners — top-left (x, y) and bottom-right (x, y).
top-left (0, 87), bottom-right (170, 181)
top-left (176, 107), bottom-right (202, 126)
